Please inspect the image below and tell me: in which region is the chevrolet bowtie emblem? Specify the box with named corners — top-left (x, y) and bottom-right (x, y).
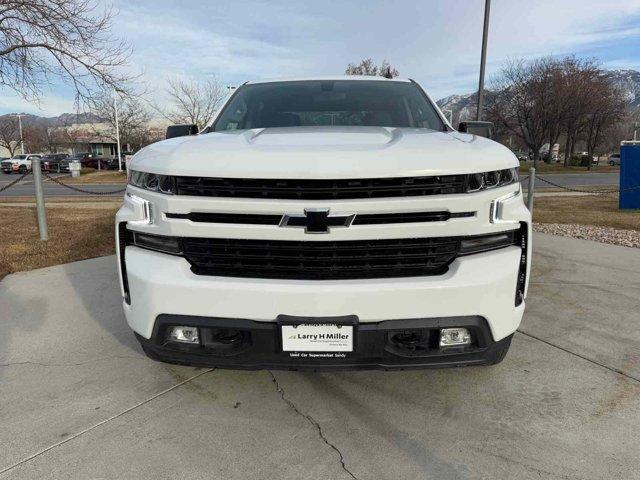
top-left (279, 208), bottom-right (355, 234)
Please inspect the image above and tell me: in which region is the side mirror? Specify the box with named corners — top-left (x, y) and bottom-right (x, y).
top-left (166, 124), bottom-right (198, 140)
top-left (458, 121), bottom-right (494, 139)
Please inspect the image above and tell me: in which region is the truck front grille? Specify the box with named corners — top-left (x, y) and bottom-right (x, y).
top-left (182, 237), bottom-right (461, 280)
top-left (175, 175), bottom-right (468, 200)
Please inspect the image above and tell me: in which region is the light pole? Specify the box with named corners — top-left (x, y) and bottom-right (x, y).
top-left (476, 0), bottom-right (491, 121)
top-left (114, 88), bottom-right (123, 172)
top-left (12, 114), bottom-right (25, 154)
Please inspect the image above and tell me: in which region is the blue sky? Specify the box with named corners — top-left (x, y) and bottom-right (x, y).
top-left (2, 0), bottom-right (640, 116)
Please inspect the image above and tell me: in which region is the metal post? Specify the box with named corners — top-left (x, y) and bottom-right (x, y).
top-left (476, 0), bottom-right (491, 121)
top-left (12, 114), bottom-right (25, 154)
top-left (31, 157), bottom-right (49, 241)
top-left (114, 88), bottom-right (122, 172)
top-left (527, 167), bottom-right (535, 213)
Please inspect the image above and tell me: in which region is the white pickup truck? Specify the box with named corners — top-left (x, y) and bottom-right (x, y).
top-left (116, 76), bottom-right (531, 370)
top-left (1, 153), bottom-right (42, 174)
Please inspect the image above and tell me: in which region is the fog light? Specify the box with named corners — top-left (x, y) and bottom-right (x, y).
top-left (439, 328), bottom-right (471, 347)
top-left (169, 326), bottom-right (200, 344)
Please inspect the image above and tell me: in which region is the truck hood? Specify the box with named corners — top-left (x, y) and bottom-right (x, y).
top-left (132, 126), bottom-right (518, 178)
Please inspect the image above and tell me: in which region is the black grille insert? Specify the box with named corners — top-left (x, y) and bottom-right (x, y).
top-left (182, 237), bottom-right (462, 280)
top-left (175, 175), bottom-right (469, 200)
top-left (166, 210), bottom-right (475, 226)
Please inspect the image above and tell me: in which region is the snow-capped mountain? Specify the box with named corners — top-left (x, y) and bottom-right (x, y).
top-left (607, 69), bottom-right (640, 109)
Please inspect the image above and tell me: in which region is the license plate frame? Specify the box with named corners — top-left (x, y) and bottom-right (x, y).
top-left (277, 315), bottom-right (358, 353)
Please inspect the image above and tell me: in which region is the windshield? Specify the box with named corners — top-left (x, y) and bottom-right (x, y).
top-left (11, 154), bottom-right (28, 160)
top-left (212, 80), bottom-right (446, 132)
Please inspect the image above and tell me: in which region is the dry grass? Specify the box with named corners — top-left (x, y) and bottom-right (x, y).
top-left (0, 196), bottom-right (121, 204)
top-left (48, 170), bottom-right (127, 184)
top-left (533, 195), bottom-right (640, 231)
top-left (0, 206), bottom-right (118, 280)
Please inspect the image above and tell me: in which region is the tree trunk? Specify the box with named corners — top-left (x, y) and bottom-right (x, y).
top-left (569, 135), bottom-right (576, 163)
top-left (563, 134), bottom-right (571, 167)
top-left (533, 149), bottom-right (540, 167)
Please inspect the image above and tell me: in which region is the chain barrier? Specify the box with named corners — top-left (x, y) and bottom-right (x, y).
top-left (533, 175), bottom-right (640, 195)
top-left (42, 172), bottom-right (127, 195)
top-left (0, 171), bottom-right (31, 193)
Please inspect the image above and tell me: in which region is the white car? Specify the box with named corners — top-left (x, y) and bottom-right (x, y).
top-left (608, 153), bottom-right (621, 166)
top-left (116, 76), bottom-right (531, 370)
top-left (1, 153), bottom-right (42, 174)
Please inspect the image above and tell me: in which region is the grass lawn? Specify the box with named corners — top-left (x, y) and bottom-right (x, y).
top-left (533, 195), bottom-right (640, 231)
top-left (0, 205), bottom-right (118, 280)
top-left (519, 162), bottom-right (619, 174)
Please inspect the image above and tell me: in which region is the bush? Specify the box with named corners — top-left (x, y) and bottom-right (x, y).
top-left (569, 155), bottom-right (591, 167)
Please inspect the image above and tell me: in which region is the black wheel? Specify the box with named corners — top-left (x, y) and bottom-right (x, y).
top-left (18, 165), bottom-right (27, 174)
top-left (609, 161), bottom-right (615, 166)
top-left (486, 334), bottom-right (513, 365)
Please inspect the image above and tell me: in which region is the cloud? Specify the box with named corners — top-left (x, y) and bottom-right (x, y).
top-left (2, 0), bottom-right (640, 115)
top-left (113, 0), bottom-right (640, 101)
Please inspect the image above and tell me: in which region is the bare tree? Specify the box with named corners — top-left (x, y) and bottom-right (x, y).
top-left (158, 78), bottom-right (225, 131)
top-left (22, 124), bottom-right (50, 153)
top-left (0, 0), bottom-right (131, 104)
top-left (379, 60), bottom-right (400, 79)
top-left (345, 58), bottom-right (399, 78)
top-left (488, 60), bottom-right (550, 165)
top-left (90, 90), bottom-right (153, 151)
top-left (487, 56), bottom-right (627, 167)
top-left (582, 80), bottom-right (626, 159)
top-left (0, 117), bottom-right (20, 156)
top-left (558, 58), bottom-right (603, 165)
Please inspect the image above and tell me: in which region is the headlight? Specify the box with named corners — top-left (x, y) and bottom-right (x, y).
top-left (467, 168), bottom-right (518, 192)
top-left (128, 171), bottom-right (176, 194)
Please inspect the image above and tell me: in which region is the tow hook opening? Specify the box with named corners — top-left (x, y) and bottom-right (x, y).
top-left (387, 329), bottom-right (433, 355)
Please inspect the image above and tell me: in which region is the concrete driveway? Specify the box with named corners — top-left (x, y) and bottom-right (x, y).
top-left (1, 233), bottom-right (639, 479)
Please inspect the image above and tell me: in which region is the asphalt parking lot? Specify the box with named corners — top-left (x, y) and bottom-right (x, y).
top-left (1, 233), bottom-right (639, 479)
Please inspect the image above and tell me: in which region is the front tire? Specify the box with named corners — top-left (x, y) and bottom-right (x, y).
top-left (18, 165), bottom-right (27, 174)
top-left (609, 161), bottom-right (615, 166)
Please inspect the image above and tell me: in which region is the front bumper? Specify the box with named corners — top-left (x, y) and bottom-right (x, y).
top-left (136, 315), bottom-right (513, 370)
top-left (121, 243), bottom-right (525, 342)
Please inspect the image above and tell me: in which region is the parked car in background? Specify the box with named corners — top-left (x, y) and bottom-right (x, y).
top-left (103, 152), bottom-right (134, 170)
top-left (1, 154), bottom-right (43, 174)
top-left (608, 153), bottom-right (621, 166)
top-left (41, 153), bottom-right (69, 172)
top-left (67, 152), bottom-right (93, 166)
